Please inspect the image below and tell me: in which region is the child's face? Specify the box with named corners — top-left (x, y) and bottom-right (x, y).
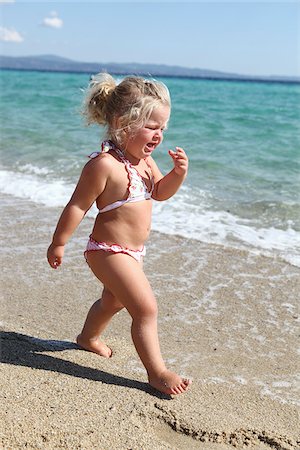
top-left (123, 105), bottom-right (170, 160)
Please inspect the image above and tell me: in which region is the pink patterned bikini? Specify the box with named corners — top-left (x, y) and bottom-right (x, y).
top-left (84, 141), bottom-right (154, 263)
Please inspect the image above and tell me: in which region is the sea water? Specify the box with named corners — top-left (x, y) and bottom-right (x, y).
top-left (0, 69), bottom-right (299, 266)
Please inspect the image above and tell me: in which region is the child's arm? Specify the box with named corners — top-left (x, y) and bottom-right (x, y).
top-left (151, 147), bottom-right (188, 201)
top-left (47, 157), bottom-right (110, 269)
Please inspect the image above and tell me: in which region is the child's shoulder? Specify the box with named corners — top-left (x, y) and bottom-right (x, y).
top-left (86, 151), bottom-right (118, 167)
top-left (146, 155), bottom-right (163, 181)
top-left (146, 155), bottom-right (160, 171)
top-left (83, 151), bottom-right (117, 176)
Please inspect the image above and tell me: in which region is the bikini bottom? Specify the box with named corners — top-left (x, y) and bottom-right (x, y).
top-left (84, 236), bottom-right (146, 263)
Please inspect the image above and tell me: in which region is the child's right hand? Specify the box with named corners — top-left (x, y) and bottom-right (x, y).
top-left (47, 243), bottom-right (65, 269)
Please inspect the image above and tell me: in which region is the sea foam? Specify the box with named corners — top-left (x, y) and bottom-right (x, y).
top-left (0, 169), bottom-right (72, 208)
top-left (1, 168), bottom-right (299, 267)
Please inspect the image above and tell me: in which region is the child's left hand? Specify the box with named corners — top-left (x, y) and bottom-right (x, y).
top-left (168, 147), bottom-right (188, 177)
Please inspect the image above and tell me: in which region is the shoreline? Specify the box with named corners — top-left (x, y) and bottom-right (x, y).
top-left (1, 193), bottom-right (299, 449)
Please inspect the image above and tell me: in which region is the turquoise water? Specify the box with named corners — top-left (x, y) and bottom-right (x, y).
top-left (1, 69), bottom-right (299, 264)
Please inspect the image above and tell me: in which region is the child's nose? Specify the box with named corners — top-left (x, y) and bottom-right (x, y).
top-left (154, 129), bottom-right (162, 139)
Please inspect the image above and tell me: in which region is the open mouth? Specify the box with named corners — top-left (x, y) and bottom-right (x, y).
top-left (145, 142), bottom-right (156, 151)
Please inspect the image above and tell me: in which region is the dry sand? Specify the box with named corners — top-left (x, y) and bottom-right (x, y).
top-left (1, 194), bottom-right (299, 449)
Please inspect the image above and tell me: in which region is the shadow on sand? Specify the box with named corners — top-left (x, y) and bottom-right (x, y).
top-left (0, 330), bottom-right (170, 399)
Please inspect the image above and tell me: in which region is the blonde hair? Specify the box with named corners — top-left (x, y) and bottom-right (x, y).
top-left (82, 72), bottom-right (171, 146)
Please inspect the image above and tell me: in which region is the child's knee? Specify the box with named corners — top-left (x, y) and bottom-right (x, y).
top-left (133, 297), bottom-right (158, 319)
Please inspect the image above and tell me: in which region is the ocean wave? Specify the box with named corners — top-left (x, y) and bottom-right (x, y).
top-left (152, 200), bottom-right (300, 267)
top-left (17, 163), bottom-right (52, 176)
top-left (1, 168), bottom-right (299, 267)
top-left (0, 168), bottom-right (72, 208)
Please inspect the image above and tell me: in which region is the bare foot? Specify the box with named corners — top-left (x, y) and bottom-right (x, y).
top-left (148, 370), bottom-right (191, 395)
top-left (76, 334), bottom-right (112, 358)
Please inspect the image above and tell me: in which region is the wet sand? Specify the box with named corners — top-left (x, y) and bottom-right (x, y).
top-left (1, 194), bottom-right (299, 449)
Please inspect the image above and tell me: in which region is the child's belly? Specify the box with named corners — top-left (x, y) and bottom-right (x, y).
top-left (91, 200), bottom-right (152, 249)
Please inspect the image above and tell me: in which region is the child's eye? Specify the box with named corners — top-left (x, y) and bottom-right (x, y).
top-left (145, 125), bottom-right (166, 132)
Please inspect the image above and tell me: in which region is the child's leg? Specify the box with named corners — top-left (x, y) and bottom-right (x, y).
top-left (86, 251), bottom-right (191, 395)
top-left (77, 287), bottom-right (124, 357)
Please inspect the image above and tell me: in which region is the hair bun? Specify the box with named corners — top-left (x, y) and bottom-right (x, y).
top-left (83, 72), bottom-right (116, 125)
top-left (89, 73), bottom-right (116, 99)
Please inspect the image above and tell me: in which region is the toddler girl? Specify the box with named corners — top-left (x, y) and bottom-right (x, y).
top-left (47, 73), bottom-right (190, 395)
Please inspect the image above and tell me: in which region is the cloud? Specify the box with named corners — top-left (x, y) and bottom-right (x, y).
top-left (0, 26), bottom-right (24, 42)
top-left (42, 11), bottom-right (63, 29)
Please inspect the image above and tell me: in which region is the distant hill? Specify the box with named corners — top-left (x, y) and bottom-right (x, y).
top-left (0, 54), bottom-right (299, 84)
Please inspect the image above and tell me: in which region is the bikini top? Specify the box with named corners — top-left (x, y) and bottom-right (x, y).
top-left (89, 140), bottom-right (155, 213)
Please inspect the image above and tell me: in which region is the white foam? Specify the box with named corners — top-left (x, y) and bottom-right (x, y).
top-left (272, 381), bottom-right (292, 388)
top-left (232, 376), bottom-right (248, 385)
top-left (0, 169), bottom-right (72, 207)
top-left (152, 192), bottom-right (300, 267)
top-left (1, 168), bottom-right (299, 267)
top-left (18, 163), bottom-right (51, 176)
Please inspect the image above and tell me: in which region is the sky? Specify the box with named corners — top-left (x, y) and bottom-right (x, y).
top-left (0, 1), bottom-right (299, 77)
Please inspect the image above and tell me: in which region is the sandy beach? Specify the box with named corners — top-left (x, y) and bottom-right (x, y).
top-left (1, 193), bottom-right (299, 449)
